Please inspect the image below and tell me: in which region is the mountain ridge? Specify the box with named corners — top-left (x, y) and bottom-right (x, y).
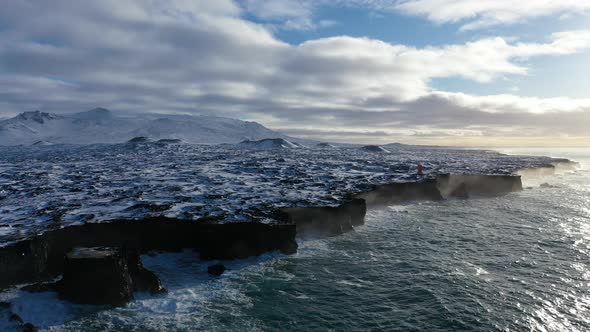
top-left (0, 108), bottom-right (298, 146)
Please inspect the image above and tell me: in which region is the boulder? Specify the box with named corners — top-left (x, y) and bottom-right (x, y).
top-left (208, 264), bottom-right (226, 276)
top-left (56, 247), bottom-right (133, 306)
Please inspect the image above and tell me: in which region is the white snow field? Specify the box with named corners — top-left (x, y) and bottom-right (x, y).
top-left (0, 109), bottom-right (294, 146)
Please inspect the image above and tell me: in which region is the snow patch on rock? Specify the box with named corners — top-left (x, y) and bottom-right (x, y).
top-left (360, 145), bottom-right (391, 153)
top-left (238, 138), bottom-right (300, 150)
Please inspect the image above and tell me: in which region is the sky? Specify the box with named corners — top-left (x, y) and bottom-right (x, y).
top-left (0, 0), bottom-right (589, 147)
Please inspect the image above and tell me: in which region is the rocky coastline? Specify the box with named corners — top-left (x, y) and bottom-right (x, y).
top-left (0, 158), bottom-right (578, 326)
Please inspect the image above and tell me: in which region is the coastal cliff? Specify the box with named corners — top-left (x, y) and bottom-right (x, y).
top-left (282, 174), bottom-right (524, 237)
top-left (0, 160), bottom-right (577, 306)
top-left (0, 219), bottom-right (297, 290)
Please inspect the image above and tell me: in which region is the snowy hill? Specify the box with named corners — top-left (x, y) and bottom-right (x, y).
top-left (360, 145), bottom-right (391, 153)
top-left (316, 142), bottom-right (337, 148)
top-left (237, 138), bottom-right (302, 150)
top-left (0, 108), bottom-right (294, 145)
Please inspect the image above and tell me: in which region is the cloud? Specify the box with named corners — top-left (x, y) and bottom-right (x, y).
top-left (243, 0), bottom-right (312, 20)
top-left (241, 0), bottom-right (323, 31)
top-left (266, 92), bottom-right (590, 144)
top-left (393, 0), bottom-right (590, 30)
top-left (0, 0), bottom-right (589, 145)
top-left (242, 1), bottom-right (590, 31)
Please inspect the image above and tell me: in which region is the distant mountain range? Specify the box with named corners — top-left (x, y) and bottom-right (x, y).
top-left (0, 108), bottom-right (295, 146)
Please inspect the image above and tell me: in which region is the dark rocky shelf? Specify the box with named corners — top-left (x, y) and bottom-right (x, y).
top-left (0, 143), bottom-right (579, 310)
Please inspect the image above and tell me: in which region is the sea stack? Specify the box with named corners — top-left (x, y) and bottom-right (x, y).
top-left (56, 247), bottom-right (134, 306)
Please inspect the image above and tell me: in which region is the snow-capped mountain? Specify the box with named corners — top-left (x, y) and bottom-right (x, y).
top-left (0, 108), bottom-right (294, 145)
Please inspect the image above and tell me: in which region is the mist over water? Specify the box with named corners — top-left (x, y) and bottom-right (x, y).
top-left (2, 148), bottom-right (590, 331)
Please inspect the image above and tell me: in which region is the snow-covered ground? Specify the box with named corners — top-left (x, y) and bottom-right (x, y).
top-left (0, 142), bottom-right (564, 246)
top-left (0, 109), bottom-right (295, 145)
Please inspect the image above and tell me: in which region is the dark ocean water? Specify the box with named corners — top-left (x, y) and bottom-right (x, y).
top-left (2, 148), bottom-right (589, 331)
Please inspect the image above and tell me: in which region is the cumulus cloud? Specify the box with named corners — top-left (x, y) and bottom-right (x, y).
top-left (393, 0), bottom-right (590, 30)
top-left (0, 0), bottom-right (589, 145)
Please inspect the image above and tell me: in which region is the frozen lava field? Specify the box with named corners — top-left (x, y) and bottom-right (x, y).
top-left (0, 141), bottom-right (568, 246)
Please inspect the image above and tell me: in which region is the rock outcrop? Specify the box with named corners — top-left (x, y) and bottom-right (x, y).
top-left (18, 247), bottom-right (166, 306)
top-left (355, 179), bottom-right (443, 207)
top-left (281, 199), bottom-right (367, 237)
top-left (280, 174), bottom-right (524, 237)
top-left (56, 247), bottom-right (134, 306)
top-left (515, 160), bottom-right (579, 179)
top-left (208, 264), bottom-right (226, 276)
top-left (156, 138), bottom-right (185, 144)
top-left (238, 138), bottom-right (300, 150)
top-left (316, 142), bottom-right (336, 148)
top-left (125, 249), bottom-right (166, 294)
top-left (436, 174), bottom-right (523, 198)
top-left (359, 145), bottom-right (390, 153)
top-left (0, 218), bottom-right (297, 290)
top-left (0, 304), bottom-right (39, 332)
top-left (127, 136), bottom-right (153, 144)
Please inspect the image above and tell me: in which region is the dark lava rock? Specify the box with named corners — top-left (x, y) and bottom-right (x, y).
top-left (31, 140), bottom-right (53, 146)
top-left (21, 322), bottom-right (39, 332)
top-left (437, 174), bottom-right (523, 197)
top-left (156, 138), bottom-right (184, 144)
top-left (282, 199), bottom-right (367, 238)
top-left (0, 218), bottom-right (297, 290)
top-left (208, 264), bottom-right (226, 276)
top-left (359, 145), bottom-right (390, 153)
top-left (125, 202), bottom-right (173, 213)
top-left (280, 240), bottom-right (298, 255)
top-left (355, 179), bottom-right (443, 207)
top-left (9, 312), bottom-right (24, 323)
top-left (316, 142), bottom-right (336, 148)
top-left (340, 199), bottom-right (367, 227)
top-left (55, 247), bottom-right (134, 306)
top-left (126, 249), bottom-right (166, 294)
top-left (449, 183), bottom-right (469, 198)
top-left (238, 138), bottom-right (299, 149)
top-left (127, 136), bottom-right (152, 144)
top-left (0, 302), bottom-right (38, 332)
top-left (21, 248), bottom-right (166, 304)
top-left (21, 282), bottom-right (56, 293)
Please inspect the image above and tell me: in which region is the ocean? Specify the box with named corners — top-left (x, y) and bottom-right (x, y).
top-left (2, 148), bottom-right (589, 331)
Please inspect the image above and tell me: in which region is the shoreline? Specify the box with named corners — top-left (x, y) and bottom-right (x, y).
top-left (0, 159), bottom-right (577, 293)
